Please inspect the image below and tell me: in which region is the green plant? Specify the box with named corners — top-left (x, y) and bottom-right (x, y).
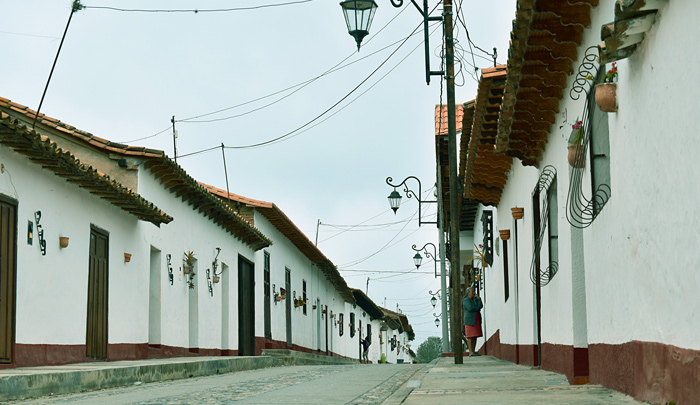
top-left (183, 251), bottom-right (196, 267)
top-left (587, 62), bottom-right (618, 84)
top-left (569, 120), bottom-right (584, 145)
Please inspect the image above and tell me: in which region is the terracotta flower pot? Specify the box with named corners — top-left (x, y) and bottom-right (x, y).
top-left (183, 265), bottom-right (192, 275)
top-left (595, 83), bottom-right (617, 112)
top-left (511, 207), bottom-right (524, 220)
top-left (212, 275), bottom-right (220, 283)
top-left (499, 230), bottom-right (510, 240)
top-left (568, 144), bottom-right (585, 168)
top-left (124, 253), bottom-right (132, 263)
top-left (59, 236), bottom-right (69, 248)
top-left (276, 296), bottom-right (281, 302)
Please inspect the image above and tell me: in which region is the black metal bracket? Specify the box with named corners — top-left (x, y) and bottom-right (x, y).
top-left (566, 46), bottom-right (612, 228)
top-left (34, 211), bottom-right (46, 256)
top-left (166, 254), bottom-right (174, 286)
top-left (386, 176), bottom-right (437, 226)
top-left (206, 268), bottom-right (213, 297)
top-left (530, 166), bottom-right (558, 287)
top-left (413, 242), bottom-right (439, 278)
top-left (391, 0), bottom-right (444, 84)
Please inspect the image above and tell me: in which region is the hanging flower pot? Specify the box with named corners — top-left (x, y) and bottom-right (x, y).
top-left (276, 295), bottom-right (282, 302)
top-left (567, 144), bottom-right (585, 168)
top-left (59, 236), bottom-right (69, 248)
top-left (499, 230), bottom-right (510, 240)
top-left (183, 265), bottom-right (192, 275)
top-left (124, 253), bottom-right (132, 263)
top-left (511, 207), bottom-right (524, 220)
top-left (212, 275), bottom-right (220, 283)
top-left (595, 83), bottom-right (617, 112)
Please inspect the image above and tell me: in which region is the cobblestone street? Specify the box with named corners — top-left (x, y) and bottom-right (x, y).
top-left (15, 364), bottom-right (424, 405)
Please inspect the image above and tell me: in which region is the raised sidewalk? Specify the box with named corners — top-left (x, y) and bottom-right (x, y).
top-left (0, 351), bottom-right (358, 402)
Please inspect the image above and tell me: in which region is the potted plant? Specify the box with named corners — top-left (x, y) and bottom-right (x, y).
top-left (567, 120), bottom-right (585, 168)
top-left (280, 288), bottom-right (287, 300)
top-left (511, 207), bottom-right (524, 220)
top-left (212, 275), bottom-right (220, 283)
top-left (183, 251), bottom-right (195, 275)
top-left (591, 62), bottom-right (618, 112)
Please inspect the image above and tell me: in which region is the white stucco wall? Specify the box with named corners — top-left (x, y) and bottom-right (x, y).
top-left (0, 144), bottom-right (141, 345)
top-left (582, 0), bottom-right (700, 350)
top-left (136, 168), bottom-right (255, 352)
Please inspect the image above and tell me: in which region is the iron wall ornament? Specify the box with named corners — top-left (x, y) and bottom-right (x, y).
top-left (566, 46), bottom-right (612, 229)
top-left (530, 166), bottom-right (559, 287)
top-left (206, 268), bottom-right (213, 297)
top-left (166, 254), bottom-right (174, 285)
top-left (481, 211), bottom-right (493, 267)
top-left (34, 211), bottom-right (46, 256)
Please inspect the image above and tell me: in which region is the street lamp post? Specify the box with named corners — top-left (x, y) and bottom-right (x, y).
top-left (412, 242), bottom-right (438, 278)
top-left (386, 176), bottom-right (437, 226)
top-left (341, 0), bottom-right (462, 363)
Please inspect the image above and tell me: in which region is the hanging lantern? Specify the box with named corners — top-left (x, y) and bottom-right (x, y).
top-left (413, 252), bottom-right (423, 269)
top-left (388, 189), bottom-right (401, 213)
top-left (340, 0), bottom-right (378, 51)
top-left (430, 295), bottom-right (437, 308)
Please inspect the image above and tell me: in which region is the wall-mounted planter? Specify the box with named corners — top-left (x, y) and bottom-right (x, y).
top-left (567, 144), bottom-right (586, 168)
top-left (511, 207), bottom-right (524, 220)
top-left (59, 236), bottom-right (69, 248)
top-left (124, 253), bottom-right (132, 263)
top-left (183, 265), bottom-right (192, 275)
top-left (499, 230), bottom-right (510, 240)
top-left (595, 83), bottom-right (617, 112)
top-left (212, 275), bottom-right (220, 283)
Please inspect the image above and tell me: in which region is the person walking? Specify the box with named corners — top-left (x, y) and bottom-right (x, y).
top-left (463, 286), bottom-right (483, 357)
top-left (360, 336), bottom-right (371, 364)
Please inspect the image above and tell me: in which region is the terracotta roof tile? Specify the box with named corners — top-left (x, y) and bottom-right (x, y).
top-left (496, 0), bottom-right (597, 166)
top-left (0, 97), bottom-right (270, 250)
top-left (200, 182), bottom-right (355, 303)
top-left (0, 114), bottom-right (173, 226)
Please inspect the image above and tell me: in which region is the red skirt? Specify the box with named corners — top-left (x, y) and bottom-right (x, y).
top-left (464, 312), bottom-right (482, 338)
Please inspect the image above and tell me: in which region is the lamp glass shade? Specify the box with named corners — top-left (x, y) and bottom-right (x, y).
top-left (430, 296), bottom-right (437, 308)
top-left (413, 252), bottom-right (423, 268)
top-left (434, 318), bottom-right (440, 327)
top-left (340, 0), bottom-right (378, 50)
top-left (388, 189), bottom-right (402, 213)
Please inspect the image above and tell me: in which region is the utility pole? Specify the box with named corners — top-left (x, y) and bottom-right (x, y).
top-left (437, 164), bottom-right (450, 353)
top-left (171, 116), bottom-right (178, 164)
top-left (444, 0), bottom-right (463, 364)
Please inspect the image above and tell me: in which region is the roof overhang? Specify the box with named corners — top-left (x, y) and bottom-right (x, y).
top-left (350, 289), bottom-right (384, 320)
top-left (203, 183), bottom-right (355, 303)
top-left (495, 0), bottom-right (598, 166)
top-left (0, 113), bottom-right (173, 226)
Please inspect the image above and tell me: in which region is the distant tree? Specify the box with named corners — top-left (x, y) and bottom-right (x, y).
top-left (416, 336), bottom-right (442, 364)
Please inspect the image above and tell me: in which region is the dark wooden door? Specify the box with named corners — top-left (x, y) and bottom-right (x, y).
top-left (0, 198), bottom-right (17, 364)
top-left (237, 255), bottom-right (255, 356)
top-left (285, 268), bottom-right (292, 346)
top-left (87, 227), bottom-right (108, 360)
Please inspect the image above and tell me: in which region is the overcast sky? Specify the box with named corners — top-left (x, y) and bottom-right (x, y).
top-left (2, 0), bottom-right (515, 346)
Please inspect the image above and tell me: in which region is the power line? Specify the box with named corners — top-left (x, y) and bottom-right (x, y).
top-left (83, 0), bottom-right (316, 13)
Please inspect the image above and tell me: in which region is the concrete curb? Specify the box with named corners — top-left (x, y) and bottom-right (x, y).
top-left (261, 349), bottom-right (361, 365)
top-left (0, 356), bottom-right (283, 402)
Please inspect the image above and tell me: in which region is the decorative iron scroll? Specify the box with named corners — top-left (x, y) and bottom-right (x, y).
top-left (530, 166), bottom-right (558, 287)
top-left (566, 46), bottom-right (612, 229)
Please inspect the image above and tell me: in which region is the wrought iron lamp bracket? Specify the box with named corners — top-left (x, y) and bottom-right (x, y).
top-left (386, 176), bottom-right (437, 226)
top-left (413, 242), bottom-right (439, 277)
top-left (389, 0), bottom-right (444, 84)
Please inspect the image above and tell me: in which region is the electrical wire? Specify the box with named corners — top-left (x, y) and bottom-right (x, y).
top-left (177, 5), bottom-right (410, 123)
top-left (83, 0), bottom-right (316, 13)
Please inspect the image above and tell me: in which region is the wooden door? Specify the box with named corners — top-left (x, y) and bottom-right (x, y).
top-left (0, 198), bottom-right (17, 364)
top-left (87, 227), bottom-right (108, 360)
top-left (285, 268), bottom-right (292, 346)
top-left (237, 255), bottom-right (255, 356)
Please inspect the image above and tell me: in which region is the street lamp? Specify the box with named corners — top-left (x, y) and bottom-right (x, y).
top-left (430, 295), bottom-right (437, 308)
top-left (412, 242), bottom-right (438, 278)
top-left (339, 0), bottom-right (378, 51)
top-left (386, 176), bottom-right (437, 226)
top-left (339, 0), bottom-right (443, 83)
top-left (434, 317), bottom-right (440, 327)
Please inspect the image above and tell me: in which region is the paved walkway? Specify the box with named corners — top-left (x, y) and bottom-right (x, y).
top-left (386, 356), bottom-right (641, 404)
top-left (1, 354), bottom-right (643, 403)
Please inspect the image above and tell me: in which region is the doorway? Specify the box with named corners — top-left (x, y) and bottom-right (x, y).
top-left (237, 255), bottom-right (255, 356)
top-left (87, 226), bottom-right (108, 360)
top-left (0, 197), bottom-right (17, 364)
top-left (285, 268), bottom-right (292, 346)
